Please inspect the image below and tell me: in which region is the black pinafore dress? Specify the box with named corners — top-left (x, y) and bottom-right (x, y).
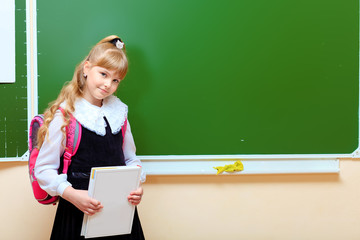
top-left (50, 118), bottom-right (145, 240)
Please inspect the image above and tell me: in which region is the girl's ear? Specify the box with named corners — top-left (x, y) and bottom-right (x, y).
top-left (83, 61), bottom-right (91, 75)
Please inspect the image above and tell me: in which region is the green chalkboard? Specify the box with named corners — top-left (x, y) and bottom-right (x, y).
top-left (0, 0), bottom-right (27, 158)
top-left (37, 0), bottom-right (359, 155)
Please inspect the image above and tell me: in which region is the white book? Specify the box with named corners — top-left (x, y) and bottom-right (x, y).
top-left (81, 166), bottom-right (141, 238)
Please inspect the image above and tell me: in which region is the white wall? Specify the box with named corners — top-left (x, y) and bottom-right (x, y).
top-left (1, 159), bottom-right (360, 240)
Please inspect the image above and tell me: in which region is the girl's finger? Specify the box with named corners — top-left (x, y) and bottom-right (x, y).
top-left (128, 195), bottom-right (141, 201)
top-left (90, 198), bottom-right (101, 206)
top-left (90, 202), bottom-right (103, 210)
top-left (130, 192), bottom-right (142, 198)
top-left (130, 200), bottom-right (141, 206)
top-left (84, 210), bottom-right (93, 216)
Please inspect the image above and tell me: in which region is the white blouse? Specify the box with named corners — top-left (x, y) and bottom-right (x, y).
top-left (34, 96), bottom-right (146, 197)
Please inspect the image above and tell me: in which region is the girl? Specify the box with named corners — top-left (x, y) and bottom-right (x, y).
top-left (34, 35), bottom-right (146, 240)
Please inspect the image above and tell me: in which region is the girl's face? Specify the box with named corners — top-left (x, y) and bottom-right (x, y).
top-left (83, 61), bottom-right (121, 107)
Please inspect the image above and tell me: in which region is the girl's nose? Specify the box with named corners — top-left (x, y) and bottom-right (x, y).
top-left (104, 79), bottom-right (111, 88)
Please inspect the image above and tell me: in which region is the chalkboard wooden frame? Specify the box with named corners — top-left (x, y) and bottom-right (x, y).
top-left (1, 0), bottom-right (358, 176)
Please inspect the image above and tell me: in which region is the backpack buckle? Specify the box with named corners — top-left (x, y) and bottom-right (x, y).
top-left (63, 151), bottom-right (72, 160)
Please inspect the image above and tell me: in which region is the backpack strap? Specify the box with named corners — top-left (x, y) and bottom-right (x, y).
top-left (59, 107), bottom-right (82, 174)
top-left (122, 117), bottom-right (128, 140)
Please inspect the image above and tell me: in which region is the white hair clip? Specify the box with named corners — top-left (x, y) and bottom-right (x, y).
top-left (116, 40), bottom-right (124, 49)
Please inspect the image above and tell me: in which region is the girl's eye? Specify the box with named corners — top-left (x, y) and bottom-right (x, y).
top-left (113, 79), bottom-right (120, 83)
top-left (101, 72), bottom-right (107, 77)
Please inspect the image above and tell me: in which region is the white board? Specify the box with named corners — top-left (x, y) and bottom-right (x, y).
top-left (0, 0), bottom-right (16, 83)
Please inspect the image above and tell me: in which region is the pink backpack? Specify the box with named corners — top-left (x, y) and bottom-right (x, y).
top-left (28, 108), bottom-right (82, 205)
top-left (28, 107), bottom-right (128, 205)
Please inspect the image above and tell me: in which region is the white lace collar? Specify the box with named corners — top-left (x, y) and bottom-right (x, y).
top-left (61, 95), bottom-right (128, 136)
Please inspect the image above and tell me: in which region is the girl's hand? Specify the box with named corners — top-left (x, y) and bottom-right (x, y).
top-left (62, 187), bottom-right (103, 216)
top-left (128, 186), bottom-right (143, 206)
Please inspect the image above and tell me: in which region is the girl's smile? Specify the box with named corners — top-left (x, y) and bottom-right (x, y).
top-left (99, 88), bottom-right (108, 94)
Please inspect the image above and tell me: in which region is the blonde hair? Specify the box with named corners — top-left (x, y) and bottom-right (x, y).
top-left (37, 35), bottom-right (128, 148)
